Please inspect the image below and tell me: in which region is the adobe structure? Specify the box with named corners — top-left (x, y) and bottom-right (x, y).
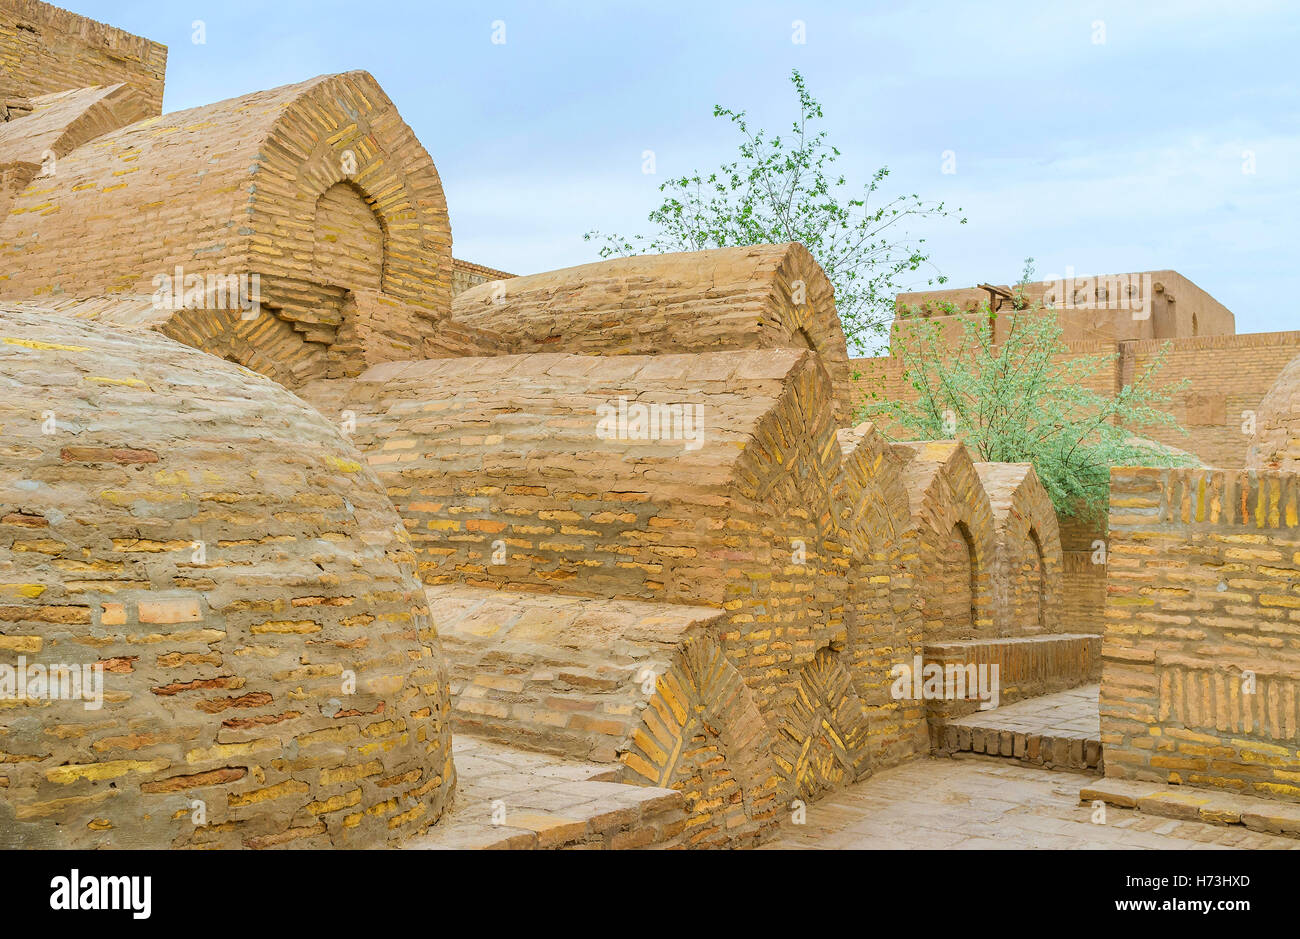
top-left (1090, 361), bottom-right (1300, 823)
top-left (868, 273), bottom-right (1300, 641)
top-left (2, 1), bottom-right (1295, 850)
top-left (873, 274), bottom-right (1300, 827)
top-left (0, 0), bottom-right (1096, 849)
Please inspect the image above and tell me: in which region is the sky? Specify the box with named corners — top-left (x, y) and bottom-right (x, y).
top-left (72, 0), bottom-right (1299, 338)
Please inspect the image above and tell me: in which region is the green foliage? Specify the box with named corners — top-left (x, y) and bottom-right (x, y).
top-left (584, 70), bottom-right (963, 354)
top-left (860, 268), bottom-right (1192, 521)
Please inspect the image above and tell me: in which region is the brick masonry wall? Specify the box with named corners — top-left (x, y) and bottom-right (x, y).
top-left (0, 71), bottom-right (453, 382)
top-left (450, 257), bottom-right (514, 297)
top-left (852, 332), bottom-right (1300, 635)
top-left (302, 349), bottom-right (852, 764)
top-left (1103, 465), bottom-right (1300, 801)
top-left (300, 348), bottom-right (935, 844)
top-left (851, 340), bottom-right (1119, 431)
top-left (923, 634), bottom-right (1101, 724)
top-left (894, 271), bottom-right (1236, 342)
top-left (890, 440), bottom-right (997, 641)
top-left (1130, 332), bottom-right (1300, 470)
top-left (452, 243), bottom-right (856, 425)
top-left (974, 463), bottom-right (1064, 635)
top-left (0, 84), bottom-right (152, 219)
top-left (429, 584), bottom-right (785, 848)
top-left (430, 585), bottom-right (723, 763)
top-left (0, 4), bottom-right (1137, 849)
top-left (1059, 510), bottom-right (1108, 634)
top-left (916, 332), bottom-right (1300, 471)
top-left (1249, 350), bottom-right (1300, 472)
top-left (0, 308), bottom-right (455, 847)
top-left (0, 0), bottom-right (166, 115)
top-left (835, 423), bottom-right (928, 770)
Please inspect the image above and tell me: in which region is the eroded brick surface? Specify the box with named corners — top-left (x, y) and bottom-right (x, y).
top-left (451, 243), bottom-right (856, 425)
top-left (0, 2), bottom-right (1098, 850)
top-left (0, 0), bottom-right (166, 114)
top-left (0, 309), bottom-right (455, 847)
top-left (0, 71), bottom-right (454, 385)
top-left (1103, 466), bottom-right (1300, 801)
top-left (1249, 351), bottom-right (1300, 472)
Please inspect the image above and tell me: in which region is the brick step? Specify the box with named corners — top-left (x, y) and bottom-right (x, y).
top-left (1081, 778), bottom-right (1300, 838)
top-left (940, 723), bottom-right (1103, 773)
top-left (401, 736), bottom-right (686, 850)
top-left (933, 684), bottom-right (1103, 774)
top-left (431, 584), bottom-right (723, 765)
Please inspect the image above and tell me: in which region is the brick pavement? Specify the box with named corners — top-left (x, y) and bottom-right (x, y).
top-left (402, 736), bottom-right (686, 849)
top-left (762, 755), bottom-right (1300, 849)
top-left (936, 683), bottom-right (1102, 771)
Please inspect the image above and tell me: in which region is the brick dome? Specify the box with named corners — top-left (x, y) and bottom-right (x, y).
top-left (0, 307), bottom-right (454, 847)
top-left (1247, 352), bottom-right (1300, 472)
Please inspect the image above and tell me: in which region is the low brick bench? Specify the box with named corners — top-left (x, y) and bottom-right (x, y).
top-left (922, 633), bottom-right (1102, 723)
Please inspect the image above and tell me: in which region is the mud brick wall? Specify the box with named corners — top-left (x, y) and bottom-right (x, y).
top-left (452, 243), bottom-right (856, 424)
top-left (860, 330), bottom-right (1300, 473)
top-left (835, 423), bottom-right (927, 768)
top-left (0, 309), bottom-right (454, 847)
top-left (451, 257), bottom-right (514, 297)
top-left (430, 584), bottom-right (783, 848)
top-left (890, 440), bottom-right (997, 641)
top-left (430, 585), bottom-right (724, 762)
top-left (1059, 510), bottom-right (1108, 633)
top-left (1249, 350), bottom-right (1300, 472)
top-left (974, 463), bottom-right (1063, 634)
top-left (851, 339), bottom-right (1119, 429)
top-left (0, 84), bottom-right (152, 219)
top-left (299, 349), bottom-right (847, 695)
top-left (923, 634), bottom-right (1101, 723)
top-left (1131, 332), bottom-right (1300, 469)
top-left (851, 331), bottom-right (1300, 633)
top-left (303, 347), bottom-right (907, 844)
top-left (0, 71), bottom-right (453, 383)
top-left (0, 0), bottom-right (166, 115)
top-left (1103, 465), bottom-right (1300, 801)
top-left (302, 347), bottom-right (852, 739)
top-left (895, 270), bottom-right (1236, 343)
top-left (627, 634), bottom-right (782, 847)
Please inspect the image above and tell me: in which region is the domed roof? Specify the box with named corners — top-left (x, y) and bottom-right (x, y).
top-left (0, 308), bottom-right (453, 847)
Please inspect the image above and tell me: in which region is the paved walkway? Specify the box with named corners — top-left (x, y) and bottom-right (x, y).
top-left (403, 736), bottom-right (684, 849)
top-left (948, 683), bottom-right (1099, 738)
top-left (762, 755), bottom-right (1300, 849)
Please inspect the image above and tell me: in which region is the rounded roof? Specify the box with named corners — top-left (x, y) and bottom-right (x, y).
top-left (0, 71), bottom-right (452, 374)
top-left (0, 308), bottom-right (453, 847)
top-left (299, 347), bottom-right (839, 607)
top-left (450, 243), bottom-right (854, 423)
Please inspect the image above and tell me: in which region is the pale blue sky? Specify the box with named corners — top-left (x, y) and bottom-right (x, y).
top-left (74, 1), bottom-right (1298, 335)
